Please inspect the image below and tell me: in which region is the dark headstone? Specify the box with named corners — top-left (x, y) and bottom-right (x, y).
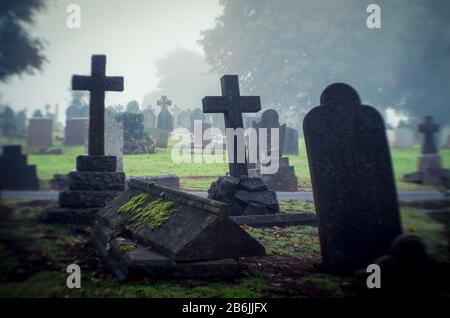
top-left (27, 118), bottom-right (53, 153)
top-left (419, 115), bottom-right (439, 155)
top-left (93, 179), bottom-right (265, 280)
top-left (303, 83), bottom-right (402, 274)
top-left (282, 127), bottom-right (299, 155)
top-left (156, 96), bottom-right (174, 132)
top-left (147, 127), bottom-right (169, 148)
top-left (119, 112), bottom-right (155, 154)
top-left (65, 118), bottom-right (89, 146)
top-left (203, 75), bottom-right (261, 177)
top-left (0, 145), bottom-right (39, 190)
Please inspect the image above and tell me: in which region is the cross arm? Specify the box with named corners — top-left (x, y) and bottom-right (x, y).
top-left (202, 96), bottom-right (229, 113)
top-left (72, 75), bottom-right (92, 91)
top-left (238, 96), bottom-right (261, 113)
top-left (104, 76), bottom-right (124, 92)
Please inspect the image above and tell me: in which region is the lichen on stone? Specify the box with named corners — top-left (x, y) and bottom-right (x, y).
top-left (119, 243), bottom-right (137, 253)
top-left (130, 198), bottom-right (176, 231)
top-left (118, 193), bottom-right (150, 214)
top-left (117, 193), bottom-right (176, 231)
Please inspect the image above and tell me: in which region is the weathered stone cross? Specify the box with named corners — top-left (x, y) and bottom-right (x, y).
top-left (157, 95), bottom-right (172, 110)
top-left (72, 55), bottom-right (124, 156)
top-left (202, 75), bottom-right (261, 177)
top-left (419, 115), bottom-right (439, 155)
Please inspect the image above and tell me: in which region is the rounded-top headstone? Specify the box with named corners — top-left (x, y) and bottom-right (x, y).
top-left (390, 234), bottom-right (427, 263)
top-left (320, 83), bottom-right (361, 108)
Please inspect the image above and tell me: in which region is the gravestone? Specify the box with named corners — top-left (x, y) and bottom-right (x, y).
top-left (65, 118), bottom-right (89, 146)
top-left (203, 75), bottom-right (280, 216)
top-left (282, 127), bottom-right (299, 155)
top-left (190, 108), bottom-right (203, 133)
top-left (156, 96), bottom-right (174, 132)
top-left (386, 129), bottom-right (396, 147)
top-left (303, 83), bottom-right (402, 275)
top-left (44, 55), bottom-right (126, 224)
top-left (142, 106), bottom-right (156, 130)
top-left (120, 112), bottom-right (155, 154)
top-left (177, 110), bottom-right (192, 130)
top-left (93, 179), bottom-right (265, 280)
top-left (248, 109), bottom-right (298, 191)
top-left (147, 127), bottom-right (170, 148)
top-left (27, 118), bottom-right (53, 153)
top-left (105, 110), bottom-right (124, 171)
top-left (0, 145), bottom-right (39, 190)
top-left (129, 174), bottom-right (180, 189)
top-left (394, 127), bottom-right (415, 149)
top-left (404, 115), bottom-right (449, 186)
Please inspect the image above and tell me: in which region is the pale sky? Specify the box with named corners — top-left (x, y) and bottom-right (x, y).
top-left (0, 0), bottom-right (223, 119)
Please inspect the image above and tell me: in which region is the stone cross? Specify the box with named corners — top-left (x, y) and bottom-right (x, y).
top-left (419, 115), bottom-right (439, 155)
top-left (157, 96), bottom-right (172, 110)
top-left (72, 55), bottom-right (124, 156)
top-left (202, 75), bottom-right (261, 177)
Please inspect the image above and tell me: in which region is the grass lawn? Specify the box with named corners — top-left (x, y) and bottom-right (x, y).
top-left (1, 137), bottom-right (449, 191)
top-left (0, 199), bottom-right (448, 297)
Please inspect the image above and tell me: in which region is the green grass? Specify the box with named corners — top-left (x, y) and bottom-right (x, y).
top-left (2, 137), bottom-right (449, 191)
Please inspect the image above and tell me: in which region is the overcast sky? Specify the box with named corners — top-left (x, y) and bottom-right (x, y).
top-left (0, 0), bottom-right (222, 118)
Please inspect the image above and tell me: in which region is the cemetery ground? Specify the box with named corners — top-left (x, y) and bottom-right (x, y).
top-left (1, 137), bottom-right (449, 192)
top-left (0, 197), bottom-right (448, 298)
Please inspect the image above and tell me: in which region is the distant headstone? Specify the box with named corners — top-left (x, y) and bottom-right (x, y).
top-left (386, 129), bottom-right (396, 147)
top-left (157, 96), bottom-right (174, 132)
top-left (120, 112), bottom-right (155, 154)
top-left (142, 106), bottom-right (156, 130)
top-left (394, 127), bottom-right (415, 149)
top-left (249, 109), bottom-right (298, 191)
top-left (439, 126), bottom-right (450, 148)
top-left (282, 127), bottom-right (299, 155)
top-left (190, 108), bottom-right (203, 133)
top-left (177, 110), bottom-right (192, 130)
top-left (105, 110), bottom-right (124, 171)
top-left (404, 115), bottom-right (449, 186)
top-left (303, 83), bottom-right (402, 274)
top-left (65, 118), bottom-right (89, 146)
top-left (147, 127), bottom-right (170, 148)
top-left (0, 145), bottom-right (39, 190)
top-left (27, 118), bottom-right (53, 153)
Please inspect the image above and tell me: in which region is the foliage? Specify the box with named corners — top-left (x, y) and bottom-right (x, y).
top-left (118, 111), bottom-right (155, 154)
top-left (66, 91), bottom-right (88, 119)
top-left (126, 100), bottom-right (140, 113)
top-left (142, 47), bottom-right (220, 110)
top-left (0, 0), bottom-right (47, 81)
top-left (1, 106), bottom-right (17, 137)
top-left (32, 109), bottom-right (43, 118)
top-left (200, 0), bottom-right (450, 124)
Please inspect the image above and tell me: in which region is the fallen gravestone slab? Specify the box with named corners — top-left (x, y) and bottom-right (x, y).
top-left (93, 178), bottom-right (266, 280)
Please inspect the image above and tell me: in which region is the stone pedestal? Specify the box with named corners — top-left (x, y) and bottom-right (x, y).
top-left (249, 157), bottom-right (298, 191)
top-left (44, 155), bottom-right (125, 224)
top-left (207, 176), bottom-right (279, 216)
top-left (404, 154), bottom-right (449, 187)
top-left (0, 145), bottom-right (39, 190)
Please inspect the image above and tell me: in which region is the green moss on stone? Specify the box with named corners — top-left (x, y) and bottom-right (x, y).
top-left (119, 243), bottom-right (137, 253)
top-left (118, 193), bottom-right (150, 214)
top-left (129, 198), bottom-right (176, 231)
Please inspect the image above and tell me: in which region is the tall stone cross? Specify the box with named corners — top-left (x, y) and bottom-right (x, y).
top-left (72, 55), bottom-right (124, 156)
top-left (419, 115), bottom-right (439, 155)
top-left (202, 75), bottom-right (261, 177)
top-left (157, 96), bottom-right (172, 111)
